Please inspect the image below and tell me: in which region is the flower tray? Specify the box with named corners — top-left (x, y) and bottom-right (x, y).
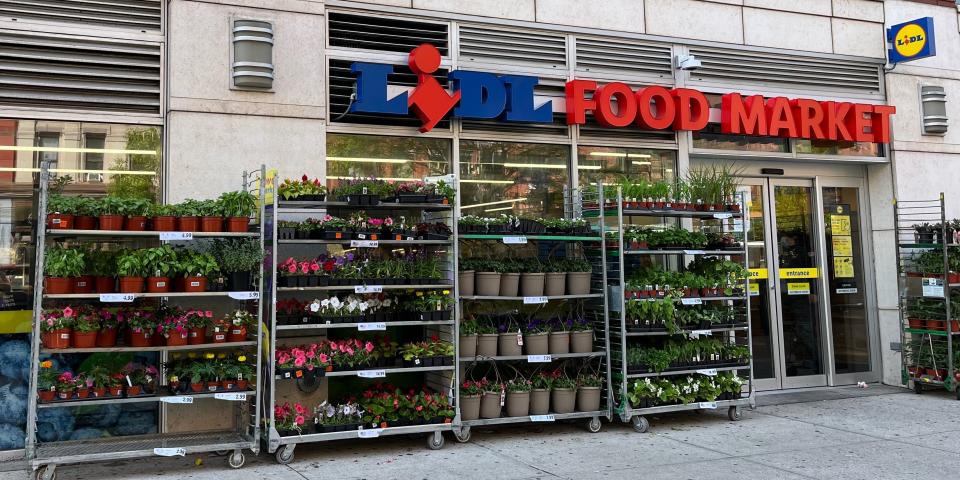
top-left (397, 194), bottom-right (427, 203)
top-left (315, 423), bottom-right (361, 433)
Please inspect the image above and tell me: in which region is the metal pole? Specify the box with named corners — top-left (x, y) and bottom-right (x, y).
top-left (25, 161), bottom-right (52, 465)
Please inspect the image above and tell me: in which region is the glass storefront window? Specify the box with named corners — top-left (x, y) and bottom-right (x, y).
top-left (326, 134), bottom-right (451, 190)
top-left (459, 141), bottom-right (568, 218)
top-left (795, 139), bottom-right (880, 157)
top-left (577, 146), bottom-right (676, 188)
top-left (693, 123), bottom-right (790, 153)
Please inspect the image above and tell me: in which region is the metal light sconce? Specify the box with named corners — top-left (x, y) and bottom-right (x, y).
top-left (920, 85), bottom-right (947, 135)
top-left (232, 20), bottom-right (274, 89)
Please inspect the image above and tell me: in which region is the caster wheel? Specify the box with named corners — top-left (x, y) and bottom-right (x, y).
top-left (228, 452), bottom-right (245, 469)
top-left (587, 417), bottom-right (602, 433)
top-left (275, 445), bottom-right (295, 465)
top-left (35, 466), bottom-right (56, 480)
top-left (426, 432), bottom-right (445, 450)
top-left (728, 406), bottom-right (742, 422)
top-left (914, 382), bottom-right (923, 395)
top-left (453, 426), bottom-right (471, 443)
top-left (631, 415), bottom-right (649, 433)
top-left (215, 450), bottom-right (229, 456)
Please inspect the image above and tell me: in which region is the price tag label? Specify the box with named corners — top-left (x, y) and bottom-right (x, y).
top-left (713, 213), bottom-right (733, 219)
top-left (99, 293), bottom-right (135, 302)
top-left (529, 415), bottom-right (555, 422)
top-left (698, 401), bottom-right (718, 410)
top-left (228, 291), bottom-right (259, 300)
top-left (836, 288), bottom-right (858, 294)
top-left (683, 250), bottom-right (706, 255)
top-left (154, 448), bottom-right (186, 457)
top-left (355, 285), bottom-right (383, 294)
top-left (358, 428), bottom-right (382, 438)
top-left (680, 298), bottom-right (703, 305)
top-left (160, 396), bottom-right (194, 404)
top-left (502, 236), bottom-right (528, 244)
top-left (696, 369), bottom-right (718, 376)
top-left (523, 296), bottom-right (548, 304)
top-left (350, 240), bottom-right (379, 248)
top-left (688, 330), bottom-right (712, 339)
top-left (214, 392), bottom-right (247, 401)
top-left (357, 322), bottom-right (386, 331)
top-left (159, 232), bottom-right (193, 241)
top-left (527, 355), bottom-right (552, 363)
top-left (357, 370), bottom-right (385, 378)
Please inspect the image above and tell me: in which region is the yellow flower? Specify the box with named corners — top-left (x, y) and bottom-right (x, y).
top-left (40, 360), bottom-right (52, 369)
top-left (237, 355), bottom-right (247, 362)
top-left (416, 292), bottom-right (423, 297)
top-left (169, 375), bottom-right (179, 382)
top-left (187, 352), bottom-right (197, 359)
top-left (204, 353), bottom-right (215, 359)
top-left (442, 290), bottom-right (450, 295)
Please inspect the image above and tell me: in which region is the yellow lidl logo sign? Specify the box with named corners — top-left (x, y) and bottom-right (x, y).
top-left (888, 17), bottom-right (935, 64)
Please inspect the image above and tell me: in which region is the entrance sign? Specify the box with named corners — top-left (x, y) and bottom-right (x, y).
top-left (350, 44), bottom-right (896, 138)
top-left (887, 17), bottom-right (936, 64)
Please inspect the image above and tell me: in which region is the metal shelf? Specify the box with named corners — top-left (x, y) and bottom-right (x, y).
top-left (37, 389), bottom-right (256, 409)
top-left (461, 410), bottom-right (605, 427)
top-left (276, 423), bottom-right (451, 445)
top-left (40, 340), bottom-right (257, 354)
top-left (46, 229), bottom-right (259, 238)
top-left (625, 326), bottom-right (748, 337)
top-left (43, 291), bottom-right (259, 300)
top-left (278, 201), bottom-right (451, 212)
top-left (460, 352), bottom-right (605, 361)
top-left (623, 249), bottom-right (745, 255)
top-left (33, 431), bottom-right (254, 466)
top-left (278, 284), bottom-right (451, 292)
top-left (459, 234), bottom-right (601, 242)
top-left (626, 365), bottom-right (750, 379)
top-left (277, 366), bottom-right (454, 378)
top-left (278, 239), bottom-right (451, 245)
top-left (904, 328), bottom-right (959, 337)
top-left (460, 293), bottom-right (602, 301)
top-left (277, 320), bottom-right (453, 331)
top-left (625, 397), bottom-right (751, 416)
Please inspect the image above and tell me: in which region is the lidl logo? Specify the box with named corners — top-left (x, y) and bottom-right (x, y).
top-left (888, 17), bottom-right (936, 64)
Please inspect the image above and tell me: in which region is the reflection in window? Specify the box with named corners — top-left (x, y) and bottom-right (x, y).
top-left (693, 123), bottom-right (790, 153)
top-left (577, 146), bottom-right (676, 189)
top-left (459, 141), bottom-right (568, 218)
top-left (796, 139), bottom-right (880, 157)
top-left (37, 133), bottom-right (59, 169)
top-left (83, 133), bottom-right (105, 182)
top-left (326, 134), bottom-right (450, 190)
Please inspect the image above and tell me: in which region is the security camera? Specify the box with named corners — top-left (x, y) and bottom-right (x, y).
top-left (676, 54), bottom-right (702, 71)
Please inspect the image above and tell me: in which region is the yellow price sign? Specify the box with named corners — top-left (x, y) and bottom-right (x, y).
top-left (779, 268), bottom-right (818, 279)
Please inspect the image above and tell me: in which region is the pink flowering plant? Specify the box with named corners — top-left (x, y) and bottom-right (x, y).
top-left (184, 309), bottom-right (213, 329)
top-left (41, 307), bottom-right (75, 332)
top-left (98, 308), bottom-right (122, 330)
top-left (156, 308), bottom-right (188, 338)
top-left (275, 402), bottom-right (308, 434)
top-left (56, 371), bottom-right (77, 392)
top-left (125, 309), bottom-right (157, 334)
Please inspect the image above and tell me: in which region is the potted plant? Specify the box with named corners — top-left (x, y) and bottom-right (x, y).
top-left (499, 260), bottom-right (521, 297)
top-left (73, 373), bottom-right (91, 399)
top-left (476, 317), bottom-right (498, 357)
top-left (96, 197), bottom-right (126, 230)
top-left (459, 317), bottom-right (478, 357)
top-left (275, 402), bottom-right (309, 436)
top-left (89, 249), bottom-right (118, 293)
top-left (41, 307), bottom-right (74, 349)
top-left (96, 308), bottom-right (120, 347)
top-left (226, 309), bottom-right (254, 342)
top-left (82, 365), bottom-right (111, 398)
top-left (231, 356), bottom-right (253, 390)
top-left (46, 195), bottom-right (77, 229)
top-left (523, 318), bottom-right (550, 355)
top-left (565, 258), bottom-right (593, 295)
top-left (458, 258), bottom-right (476, 297)
top-left (197, 199), bottom-right (223, 232)
top-left (459, 379), bottom-right (485, 421)
top-left (211, 238), bottom-right (263, 291)
top-left (174, 199), bottom-right (203, 232)
top-left (71, 196), bottom-right (99, 230)
top-left (497, 316), bottom-right (522, 357)
top-left (518, 258), bottom-right (545, 296)
top-left (479, 380), bottom-right (503, 419)
top-left (121, 198), bottom-right (151, 231)
top-left (550, 371), bottom-right (577, 414)
top-left (71, 306), bottom-right (99, 348)
top-left (544, 259), bottom-right (567, 296)
top-left (44, 245), bottom-right (85, 294)
top-left (116, 249), bottom-right (148, 293)
top-left (576, 373), bottom-right (602, 412)
top-left (218, 190), bottom-right (257, 232)
top-left (126, 310), bottom-right (157, 347)
top-left (185, 309), bottom-right (212, 345)
top-left (158, 308), bottom-right (189, 346)
top-left (529, 372), bottom-right (551, 415)
top-left (570, 314), bottom-right (594, 354)
top-left (143, 244), bottom-right (177, 293)
top-left (37, 361), bottom-right (58, 402)
top-left (179, 250), bottom-right (220, 292)
top-left (56, 371), bottom-right (77, 400)
top-left (107, 373), bottom-right (125, 396)
top-left (548, 316), bottom-right (570, 354)
top-left (505, 376), bottom-right (532, 417)
top-left (148, 203), bottom-right (178, 231)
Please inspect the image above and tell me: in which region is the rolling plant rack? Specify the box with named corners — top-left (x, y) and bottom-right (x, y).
top-left (894, 194), bottom-right (959, 398)
top-left (603, 186), bottom-right (754, 432)
top-left (452, 186), bottom-right (612, 443)
top-left (27, 163), bottom-right (266, 480)
top-left (263, 176), bottom-right (459, 464)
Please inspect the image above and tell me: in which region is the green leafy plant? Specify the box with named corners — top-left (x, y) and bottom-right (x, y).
top-left (210, 238), bottom-right (264, 273)
top-left (218, 190), bottom-right (257, 218)
top-left (117, 249), bottom-right (150, 277)
top-left (44, 245), bottom-right (85, 278)
top-left (143, 245), bottom-right (178, 277)
top-left (179, 250), bottom-right (220, 277)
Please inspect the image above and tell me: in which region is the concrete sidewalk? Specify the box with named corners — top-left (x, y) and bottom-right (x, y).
top-left (13, 385), bottom-right (960, 480)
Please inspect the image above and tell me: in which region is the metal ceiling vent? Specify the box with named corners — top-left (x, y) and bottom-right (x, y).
top-left (687, 46), bottom-right (882, 96)
top-left (233, 20), bottom-right (274, 89)
top-left (459, 25), bottom-right (566, 70)
top-left (0, 0), bottom-right (162, 31)
top-left (0, 31), bottom-right (161, 114)
top-left (575, 37), bottom-right (673, 80)
top-left (328, 11), bottom-right (448, 55)
top-left (920, 85), bottom-right (947, 135)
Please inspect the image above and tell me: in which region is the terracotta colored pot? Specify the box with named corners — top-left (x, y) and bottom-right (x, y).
top-left (925, 319), bottom-right (946, 331)
top-left (223, 380), bottom-right (236, 390)
top-left (126, 385), bottom-right (142, 396)
top-left (95, 276), bottom-right (115, 293)
top-left (46, 213), bottom-right (73, 229)
top-left (152, 216), bottom-right (176, 231)
top-left (129, 330), bottom-right (153, 347)
top-left (57, 389), bottom-right (74, 400)
top-left (92, 387), bottom-right (107, 398)
top-left (70, 275), bottom-right (92, 294)
top-left (236, 379), bottom-right (249, 391)
top-left (201, 216), bottom-right (223, 232)
top-left (227, 325), bottom-right (247, 343)
top-left (165, 331), bottom-right (189, 346)
top-left (183, 277), bottom-right (207, 292)
top-left (72, 331), bottom-right (97, 348)
top-left (38, 390), bottom-right (55, 402)
top-left (188, 327), bottom-right (207, 345)
top-left (147, 276), bottom-right (170, 293)
top-left (226, 216), bottom-right (249, 232)
top-left (206, 381), bottom-right (221, 392)
top-left (190, 383), bottom-right (205, 393)
top-left (108, 386), bottom-right (123, 396)
top-left (178, 216), bottom-right (200, 232)
top-left (44, 277), bottom-right (74, 295)
top-left (99, 214), bottom-right (124, 230)
top-left (125, 215), bottom-right (147, 231)
top-left (907, 318), bottom-right (925, 329)
top-left (96, 328), bottom-right (117, 347)
top-left (74, 215), bottom-right (97, 230)
top-left (119, 276), bottom-right (144, 293)
top-left (76, 388), bottom-right (90, 399)
top-left (43, 328), bottom-right (71, 349)
top-left (211, 326), bottom-right (227, 343)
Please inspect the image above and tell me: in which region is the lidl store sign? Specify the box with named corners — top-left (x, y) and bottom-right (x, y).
top-left (887, 17), bottom-right (936, 64)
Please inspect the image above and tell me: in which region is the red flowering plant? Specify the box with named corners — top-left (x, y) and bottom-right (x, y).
top-left (278, 175), bottom-right (326, 201)
top-left (40, 307), bottom-right (75, 332)
top-left (156, 307), bottom-right (188, 338)
top-left (274, 402), bottom-right (308, 434)
top-left (277, 299), bottom-right (306, 316)
top-left (317, 213), bottom-right (348, 231)
top-left (326, 338), bottom-right (376, 369)
top-left (97, 308), bottom-right (122, 330)
top-left (183, 309), bottom-right (213, 329)
top-left (396, 181), bottom-right (426, 194)
top-left (125, 309), bottom-right (157, 334)
top-left (459, 378), bottom-right (489, 397)
top-left (56, 371), bottom-right (77, 393)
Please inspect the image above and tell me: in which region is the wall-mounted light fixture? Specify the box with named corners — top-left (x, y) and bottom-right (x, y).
top-left (920, 85), bottom-right (947, 135)
top-left (233, 20), bottom-right (274, 89)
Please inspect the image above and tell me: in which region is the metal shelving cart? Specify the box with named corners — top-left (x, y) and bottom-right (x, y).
top-left (601, 186), bottom-right (754, 432)
top-left (894, 194), bottom-right (958, 398)
top-left (26, 164), bottom-right (266, 480)
top-left (263, 179), bottom-right (458, 464)
top-left (452, 187), bottom-right (611, 442)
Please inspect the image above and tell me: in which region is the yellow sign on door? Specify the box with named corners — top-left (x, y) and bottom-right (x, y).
top-left (832, 235), bottom-right (853, 257)
top-left (834, 257), bottom-right (855, 278)
top-left (831, 215), bottom-right (852, 236)
top-left (787, 282), bottom-right (811, 295)
top-left (748, 282), bottom-right (760, 296)
top-left (779, 268), bottom-right (819, 279)
top-left (748, 268), bottom-right (768, 279)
